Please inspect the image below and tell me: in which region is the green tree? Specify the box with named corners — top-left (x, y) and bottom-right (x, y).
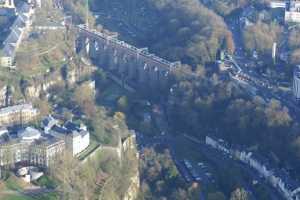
top-left (117, 96), bottom-right (129, 111)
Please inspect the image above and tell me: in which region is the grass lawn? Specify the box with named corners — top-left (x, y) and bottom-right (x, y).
top-left (5, 175), bottom-right (24, 191)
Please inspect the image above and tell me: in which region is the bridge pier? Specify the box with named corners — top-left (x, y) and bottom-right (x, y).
top-left (149, 66), bottom-right (160, 88)
top-left (75, 36), bottom-right (85, 54)
top-left (128, 60), bottom-right (137, 80)
top-left (108, 48), bottom-right (119, 71)
top-left (89, 39), bottom-right (98, 59)
top-left (159, 70), bottom-right (170, 89)
top-left (85, 37), bottom-right (90, 56)
top-left (139, 63), bottom-right (150, 84)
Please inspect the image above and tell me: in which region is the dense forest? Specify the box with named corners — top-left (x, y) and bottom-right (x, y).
top-left (142, 0), bottom-right (235, 66)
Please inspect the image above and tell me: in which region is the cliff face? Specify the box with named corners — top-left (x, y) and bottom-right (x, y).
top-left (24, 71), bottom-right (63, 99)
top-left (123, 170), bottom-right (140, 200)
top-left (121, 134), bottom-right (140, 200)
top-left (22, 62), bottom-right (97, 99)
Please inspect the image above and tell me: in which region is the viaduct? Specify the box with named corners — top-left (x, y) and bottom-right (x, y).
top-left (73, 25), bottom-right (181, 91)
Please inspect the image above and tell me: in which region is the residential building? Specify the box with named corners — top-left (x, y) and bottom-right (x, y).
top-left (41, 115), bottom-right (58, 134)
top-left (49, 121), bottom-right (90, 156)
top-left (0, 127), bottom-right (65, 167)
top-left (26, 0), bottom-right (41, 8)
top-left (0, 0), bottom-right (15, 8)
top-left (269, 0), bottom-right (300, 23)
top-left (0, 2), bottom-right (34, 67)
top-left (285, 0), bottom-right (300, 23)
top-left (0, 103), bottom-right (39, 126)
top-left (293, 65), bottom-right (300, 101)
top-left (206, 135), bottom-right (300, 200)
top-left (205, 136), bottom-right (230, 154)
top-left (0, 85), bottom-right (7, 107)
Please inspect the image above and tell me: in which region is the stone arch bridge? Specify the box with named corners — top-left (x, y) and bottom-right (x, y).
top-left (73, 25), bottom-right (181, 91)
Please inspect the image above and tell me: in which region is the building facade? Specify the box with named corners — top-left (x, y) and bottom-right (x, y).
top-left (0, 0), bottom-right (15, 8)
top-left (0, 104), bottom-right (39, 126)
top-left (0, 2), bottom-right (34, 67)
top-left (269, 0), bottom-right (300, 23)
top-left (49, 121), bottom-right (90, 156)
top-left (0, 85), bottom-right (7, 107)
top-left (285, 0), bottom-right (300, 23)
top-left (293, 65), bottom-right (300, 101)
top-left (0, 128), bottom-right (65, 167)
top-left (205, 136), bottom-right (300, 200)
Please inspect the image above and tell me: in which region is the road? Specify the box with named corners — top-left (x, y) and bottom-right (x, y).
top-left (225, 15), bottom-right (300, 122)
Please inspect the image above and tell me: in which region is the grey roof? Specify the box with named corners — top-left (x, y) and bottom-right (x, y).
top-left (51, 125), bottom-right (69, 135)
top-left (1, 2), bottom-right (31, 59)
top-left (42, 115), bottom-right (58, 128)
top-left (34, 134), bottom-right (64, 146)
top-left (4, 29), bottom-right (19, 45)
top-left (11, 16), bottom-right (25, 29)
top-left (64, 121), bottom-right (80, 131)
top-left (51, 122), bottom-right (89, 138)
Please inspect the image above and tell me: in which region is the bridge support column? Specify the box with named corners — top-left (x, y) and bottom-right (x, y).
top-left (149, 66), bottom-right (160, 86)
top-left (89, 39), bottom-right (98, 59)
top-left (139, 63), bottom-right (150, 84)
top-left (159, 70), bottom-right (170, 90)
top-left (85, 37), bottom-right (90, 57)
top-left (97, 43), bottom-right (109, 68)
top-left (75, 36), bottom-right (86, 54)
top-left (128, 62), bottom-right (136, 80)
top-left (108, 48), bottom-right (119, 71)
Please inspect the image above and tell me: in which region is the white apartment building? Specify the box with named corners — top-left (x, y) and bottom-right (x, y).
top-left (49, 121), bottom-right (90, 156)
top-left (294, 65), bottom-right (300, 101)
top-left (0, 2), bottom-right (34, 67)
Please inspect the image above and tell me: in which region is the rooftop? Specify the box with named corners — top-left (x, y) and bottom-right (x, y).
top-left (50, 121), bottom-right (89, 138)
top-left (1, 2), bottom-right (32, 58)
